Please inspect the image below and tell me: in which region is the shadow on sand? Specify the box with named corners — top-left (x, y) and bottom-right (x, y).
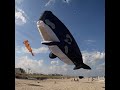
top-left (27, 84), bottom-right (43, 87)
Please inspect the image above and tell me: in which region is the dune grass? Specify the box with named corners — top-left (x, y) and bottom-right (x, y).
top-left (15, 73), bottom-right (72, 80)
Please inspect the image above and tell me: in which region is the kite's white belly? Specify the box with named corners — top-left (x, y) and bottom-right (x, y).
top-left (37, 20), bottom-right (74, 65)
top-left (49, 45), bottom-right (74, 65)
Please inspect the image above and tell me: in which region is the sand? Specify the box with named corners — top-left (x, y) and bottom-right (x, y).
top-left (15, 78), bottom-right (105, 90)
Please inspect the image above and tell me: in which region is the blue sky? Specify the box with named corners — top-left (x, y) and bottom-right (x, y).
top-left (15, 0), bottom-right (105, 76)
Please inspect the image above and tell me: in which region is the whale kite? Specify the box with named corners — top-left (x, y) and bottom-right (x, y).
top-left (37, 11), bottom-right (91, 70)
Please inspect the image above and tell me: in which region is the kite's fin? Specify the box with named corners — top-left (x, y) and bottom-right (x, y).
top-left (49, 52), bottom-right (57, 59)
top-left (41, 41), bottom-right (60, 46)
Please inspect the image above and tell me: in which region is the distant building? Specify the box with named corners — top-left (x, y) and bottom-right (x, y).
top-left (15, 68), bottom-right (26, 74)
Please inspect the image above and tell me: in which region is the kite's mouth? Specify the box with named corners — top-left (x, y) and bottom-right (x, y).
top-left (37, 20), bottom-right (51, 41)
top-left (37, 20), bottom-right (60, 42)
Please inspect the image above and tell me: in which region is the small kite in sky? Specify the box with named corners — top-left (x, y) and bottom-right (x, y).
top-left (23, 40), bottom-right (34, 56)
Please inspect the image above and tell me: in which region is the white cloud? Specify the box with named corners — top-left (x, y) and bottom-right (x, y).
top-left (15, 49), bottom-right (105, 76)
top-left (33, 20), bottom-right (37, 23)
top-left (92, 52), bottom-right (105, 60)
top-left (15, 0), bottom-right (27, 25)
top-left (84, 40), bottom-right (96, 46)
top-left (15, 56), bottom-right (44, 73)
top-left (15, 0), bottom-right (24, 4)
top-left (96, 63), bottom-right (105, 70)
top-left (51, 60), bottom-right (59, 65)
top-left (85, 40), bottom-right (96, 43)
top-left (33, 46), bottom-right (49, 53)
top-left (15, 46), bottom-right (23, 53)
top-left (82, 51), bottom-right (105, 65)
top-left (84, 40), bottom-right (97, 48)
top-left (45, 0), bottom-right (71, 7)
top-left (15, 8), bottom-right (27, 25)
top-left (16, 46), bottom-right (49, 54)
top-left (45, 0), bottom-right (55, 7)
top-left (49, 63), bottom-right (71, 74)
top-left (49, 60), bottom-right (91, 75)
top-left (15, 46), bottom-right (49, 56)
top-left (15, 55), bottom-right (70, 74)
top-left (47, 50), bottom-right (105, 75)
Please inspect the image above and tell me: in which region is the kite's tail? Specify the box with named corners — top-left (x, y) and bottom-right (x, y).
top-left (73, 63), bottom-right (91, 70)
top-left (31, 52), bottom-right (34, 56)
top-left (82, 63), bottom-right (91, 70)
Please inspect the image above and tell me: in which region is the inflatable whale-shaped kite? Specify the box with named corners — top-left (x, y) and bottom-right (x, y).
top-left (37, 11), bottom-right (91, 70)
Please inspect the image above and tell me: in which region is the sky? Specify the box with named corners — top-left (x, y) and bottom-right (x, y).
top-left (15, 0), bottom-right (105, 77)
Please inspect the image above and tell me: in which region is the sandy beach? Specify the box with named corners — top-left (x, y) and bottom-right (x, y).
top-left (15, 78), bottom-right (105, 90)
